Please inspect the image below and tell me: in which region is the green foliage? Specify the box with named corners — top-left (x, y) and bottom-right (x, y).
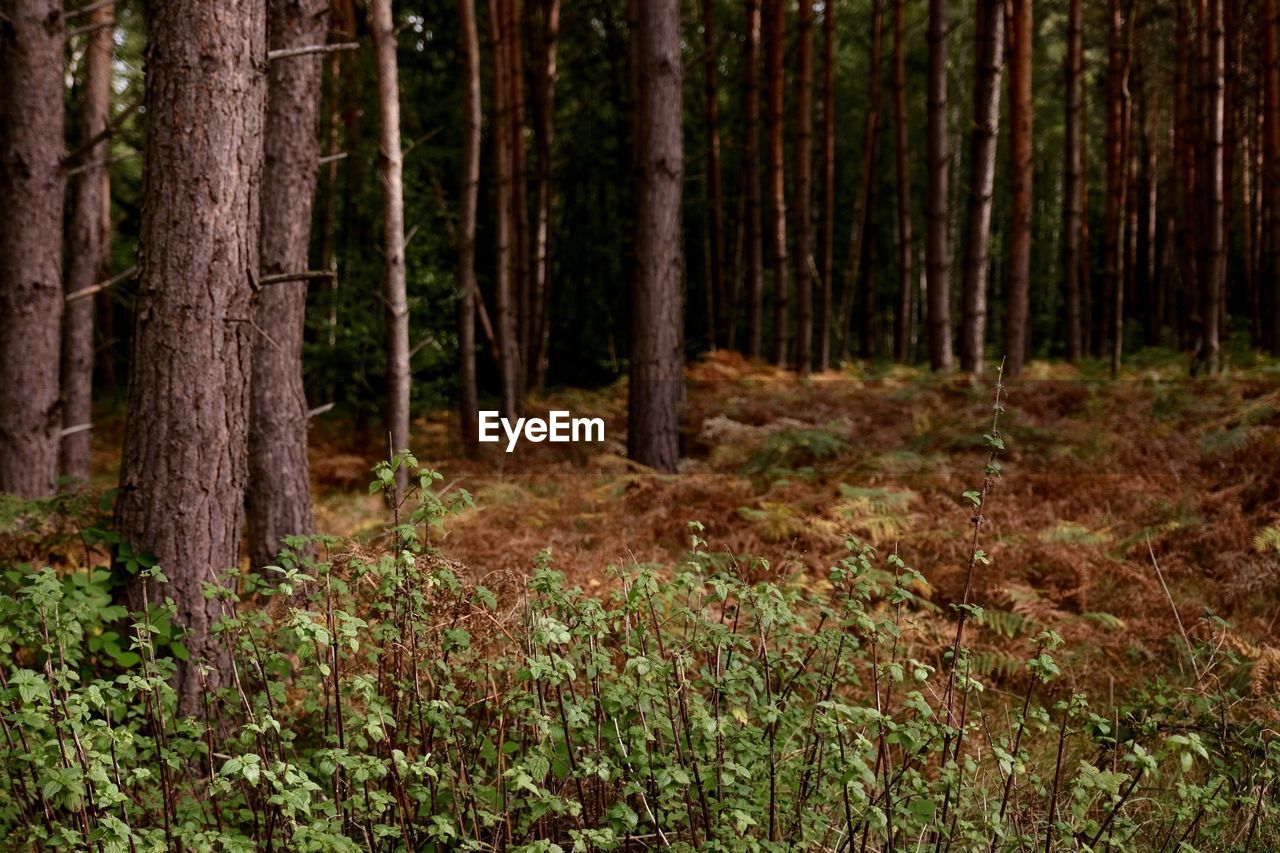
top-left (741, 427), bottom-right (848, 485)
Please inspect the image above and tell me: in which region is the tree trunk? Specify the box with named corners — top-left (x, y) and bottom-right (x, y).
top-left (1004, 0), bottom-right (1033, 377)
top-left (744, 0), bottom-right (765, 359)
top-left (628, 0), bottom-right (684, 473)
top-left (1264, 0), bottom-right (1280, 352)
top-left (794, 0), bottom-right (814, 375)
top-left (702, 0), bottom-right (728, 351)
top-left (115, 0), bottom-right (265, 715)
top-left (926, 0), bottom-right (953, 371)
top-left (247, 0), bottom-right (328, 569)
top-left (765, 0), bottom-right (790, 366)
top-left (819, 0), bottom-right (836, 370)
top-left (61, 2), bottom-right (113, 483)
top-left (507, 0), bottom-right (530, 394)
top-left (0, 0), bottom-right (65, 497)
top-left (489, 0), bottom-right (521, 415)
top-left (892, 0), bottom-right (915, 364)
top-left (372, 0), bottom-right (410, 484)
top-left (960, 0), bottom-right (1004, 374)
top-left (458, 0), bottom-right (482, 448)
top-left (1104, 0), bottom-right (1133, 376)
top-left (1204, 0), bottom-right (1226, 373)
top-left (839, 0), bottom-right (885, 360)
top-left (1060, 0), bottom-right (1084, 363)
top-left (528, 0), bottom-right (559, 390)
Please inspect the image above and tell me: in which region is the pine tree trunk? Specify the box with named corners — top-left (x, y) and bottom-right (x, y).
top-left (1264, 0), bottom-right (1280, 352)
top-left (459, 0), bottom-right (482, 448)
top-left (926, 0), bottom-right (953, 371)
top-left (892, 0), bottom-right (915, 364)
top-left (628, 0), bottom-right (684, 473)
top-left (0, 0), bottom-right (65, 497)
top-left (507, 0), bottom-right (530, 395)
top-left (115, 0), bottom-right (265, 715)
top-left (1204, 0), bottom-right (1226, 372)
top-left (529, 0), bottom-right (559, 390)
top-left (703, 0), bottom-right (728, 350)
top-left (744, 0), bottom-right (765, 359)
top-left (247, 0), bottom-right (328, 570)
top-left (1060, 0), bottom-right (1084, 363)
top-left (794, 0), bottom-right (814, 375)
top-left (490, 0), bottom-right (520, 415)
top-left (819, 0), bottom-right (836, 370)
top-left (62, 2), bottom-right (113, 483)
top-left (839, 0), bottom-right (885, 360)
top-left (1004, 0), bottom-right (1033, 377)
top-left (372, 0), bottom-right (411, 482)
top-left (1104, 0), bottom-right (1133, 376)
top-left (765, 0), bottom-right (790, 366)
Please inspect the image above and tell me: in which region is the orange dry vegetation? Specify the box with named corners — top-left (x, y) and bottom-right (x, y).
top-left (311, 352), bottom-right (1280, 693)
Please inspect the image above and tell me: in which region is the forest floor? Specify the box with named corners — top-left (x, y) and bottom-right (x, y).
top-left (295, 349), bottom-right (1280, 699)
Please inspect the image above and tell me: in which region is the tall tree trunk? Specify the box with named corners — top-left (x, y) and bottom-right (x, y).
top-left (247, 0), bottom-right (328, 569)
top-left (0, 0), bottom-right (64, 497)
top-left (490, 0), bottom-right (520, 415)
top-left (819, 0), bottom-right (836, 370)
top-left (115, 0), bottom-right (265, 715)
top-left (507, 0), bottom-right (530, 396)
top-left (62, 2), bottom-right (114, 483)
top-left (1104, 0), bottom-right (1133, 376)
top-left (372, 0), bottom-right (410, 484)
top-left (794, 0), bottom-right (814, 374)
top-left (528, 0), bottom-right (559, 389)
top-left (628, 0), bottom-right (684, 473)
top-left (1265, 0), bottom-right (1280, 352)
top-left (1176, 0), bottom-right (1201, 352)
top-left (765, 0), bottom-right (790, 366)
top-left (459, 0), bottom-right (482, 448)
top-left (926, 0), bottom-right (953, 371)
top-left (1060, 0), bottom-right (1084, 363)
top-left (744, 0), bottom-right (765, 359)
top-left (1004, 0), bottom-right (1033, 377)
top-left (892, 0), bottom-right (915, 364)
top-left (703, 0), bottom-right (728, 350)
top-left (839, 0), bottom-right (885, 360)
top-left (1204, 0), bottom-right (1226, 372)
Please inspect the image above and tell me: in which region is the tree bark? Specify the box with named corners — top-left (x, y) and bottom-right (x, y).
top-left (1060, 0), bottom-right (1083, 362)
top-left (115, 0), bottom-right (265, 715)
top-left (926, 0), bottom-right (953, 371)
top-left (1004, 0), bottom-right (1033, 377)
top-left (1264, 0), bottom-right (1280, 352)
top-left (61, 2), bottom-right (113, 483)
top-left (818, 0), bottom-right (836, 370)
top-left (892, 0), bottom-right (915, 364)
top-left (0, 0), bottom-right (65, 497)
top-left (371, 0), bottom-right (411, 484)
top-left (794, 0), bottom-right (814, 375)
top-left (529, 0), bottom-right (559, 389)
top-left (1203, 0), bottom-right (1226, 373)
top-left (765, 0), bottom-right (790, 366)
top-left (960, 0), bottom-right (1005, 373)
top-left (627, 0), bottom-right (684, 473)
top-left (458, 0), bottom-right (482, 448)
top-left (489, 0), bottom-right (520, 415)
top-left (743, 0), bottom-right (765, 359)
top-left (702, 0), bottom-right (728, 350)
top-left (1104, 0), bottom-right (1133, 376)
top-left (507, 0), bottom-right (530, 395)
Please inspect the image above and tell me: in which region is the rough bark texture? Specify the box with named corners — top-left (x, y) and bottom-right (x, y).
top-left (743, 0), bottom-right (765, 359)
top-left (765, 0), bottom-right (790, 366)
top-left (458, 0), bottom-right (482, 448)
top-left (703, 0), bottom-right (727, 350)
top-left (489, 0), bottom-right (520, 415)
top-left (1061, 0), bottom-right (1084, 363)
top-left (960, 0), bottom-right (1004, 374)
top-left (115, 0), bottom-right (265, 716)
top-left (0, 0), bottom-right (65, 497)
top-left (529, 0), bottom-right (560, 389)
top-left (62, 2), bottom-right (113, 482)
top-left (1204, 0), bottom-right (1226, 373)
top-left (819, 0), bottom-right (836, 370)
top-left (1104, 0), bottom-right (1132, 376)
top-left (372, 0), bottom-right (410, 483)
top-left (1264, 0), bottom-right (1279, 352)
top-left (892, 0), bottom-right (915, 364)
top-left (627, 0), bottom-right (684, 473)
top-left (508, 0), bottom-right (530, 395)
top-left (925, 0), bottom-right (953, 371)
top-left (793, 0), bottom-right (814, 375)
top-left (1004, 0), bottom-right (1033, 377)
top-left (246, 0), bottom-right (327, 570)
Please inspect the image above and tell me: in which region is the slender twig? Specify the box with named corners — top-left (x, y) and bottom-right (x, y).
top-left (268, 41), bottom-right (360, 61)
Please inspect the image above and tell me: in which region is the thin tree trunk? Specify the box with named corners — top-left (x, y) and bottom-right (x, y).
top-left (794, 0), bottom-right (814, 374)
top-left (371, 0), bottom-right (410, 485)
top-left (1004, 0), bottom-right (1033, 377)
top-left (819, 0), bottom-right (836, 370)
top-left (490, 0), bottom-right (520, 415)
top-left (1059, 0), bottom-right (1083, 363)
top-left (765, 0), bottom-right (790, 366)
top-left (703, 0), bottom-right (728, 350)
top-left (529, 0), bottom-right (559, 390)
top-left (507, 0), bottom-right (530, 396)
top-left (62, 2), bottom-right (114, 483)
top-left (116, 0), bottom-right (265, 715)
top-left (459, 0), bottom-right (482, 448)
top-left (1105, 0), bottom-right (1133, 376)
top-left (247, 0), bottom-right (328, 570)
top-left (1204, 0), bottom-right (1226, 372)
top-left (839, 0), bottom-right (885, 360)
top-left (926, 0), bottom-right (953, 371)
top-left (1265, 0), bottom-right (1280, 352)
top-left (628, 0), bottom-right (684, 473)
top-left (744, 0), bottom-right (765, 359)
top-left (0, 0), bottom-right (65, 497)
top-left (892, 0), bottom-right (915, 364)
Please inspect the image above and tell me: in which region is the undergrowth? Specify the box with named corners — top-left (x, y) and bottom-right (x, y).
top-left (0, 377), bottom-right (1276, 850)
